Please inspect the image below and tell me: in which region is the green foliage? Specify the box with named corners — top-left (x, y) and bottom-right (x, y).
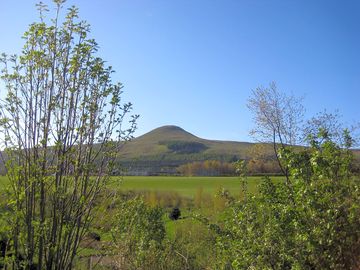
top-left (111, 197), bottom-right (165, 269)
top-left (0, 1), bottom-right (137, 269)
top-left (169, 219), bottom-right (218, 269)
top-left (109, 195), bottom-right (220, 270)
top-left (216, 131), bottom-right (360, 269)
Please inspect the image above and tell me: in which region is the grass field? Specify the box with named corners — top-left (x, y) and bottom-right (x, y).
top-left (0, 175), bottom-right (284, 198)
top-left (112, 175), bottom-right (284, 198)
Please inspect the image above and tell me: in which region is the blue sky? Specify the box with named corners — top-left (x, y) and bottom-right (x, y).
top-left (0, 0), bottom-right (359, 141)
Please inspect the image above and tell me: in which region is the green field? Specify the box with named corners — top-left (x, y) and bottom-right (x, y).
top-left (1, 175), bottom-right (284, 198)
top-left (112, 175), bottom-right (284, 197)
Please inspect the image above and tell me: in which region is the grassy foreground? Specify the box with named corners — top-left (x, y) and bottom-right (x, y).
top-left (0, 174), bottom-right (284, 269)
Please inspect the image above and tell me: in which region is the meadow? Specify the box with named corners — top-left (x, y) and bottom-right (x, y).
top-left (110, 175), bottom-right (283, 198)
top-left (0, 175), bottom-right (283, 197)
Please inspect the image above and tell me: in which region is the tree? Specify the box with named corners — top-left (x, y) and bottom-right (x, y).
top-left (245, 144), bottom-right (281, 175)
top-left (303, 110), bottom-right (359, 147)
top-left (215, 130), bottom-right (360, 269)
top-left (247, 82), bottom-right (304, 182)
top-left (0, 1), bottom-right (137, 269)
top-left (177, 160), bottom-right (236, 176)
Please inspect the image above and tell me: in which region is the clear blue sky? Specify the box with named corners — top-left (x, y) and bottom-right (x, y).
top-left (1, 0), bottom-right (359, 141)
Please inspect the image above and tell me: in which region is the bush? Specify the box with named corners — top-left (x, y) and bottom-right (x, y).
top-left (111, 197), bottom-right (166, 269)
top-left (169, 207), bottom-right (181, 220)
top-left (215, 130), bottom-right (360, 269)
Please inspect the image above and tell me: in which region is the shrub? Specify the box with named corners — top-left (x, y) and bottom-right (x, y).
top-left (215, 130), bottom-right (360, 269)
top-left (111, 197), bottom-right (165, 269)
top-left (169, 207), bottom-right (181, 220)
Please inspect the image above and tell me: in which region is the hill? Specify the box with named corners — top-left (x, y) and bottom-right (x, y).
top-left (116, 125), bottom-right (258, 175)
top-left (0, 125), bottom-right (357, 176)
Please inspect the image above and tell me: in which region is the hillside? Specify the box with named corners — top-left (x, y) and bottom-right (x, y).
top-left (116, 125), bottom-right (258, 175)
top-left (116, 125), bottom-right (360, 175)
top-left (119, 125), bottom-right (253, 158)
top-left (0, 125), bottom-right (357, 176)
top-left (0, 125), bottom-right (272, 176)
